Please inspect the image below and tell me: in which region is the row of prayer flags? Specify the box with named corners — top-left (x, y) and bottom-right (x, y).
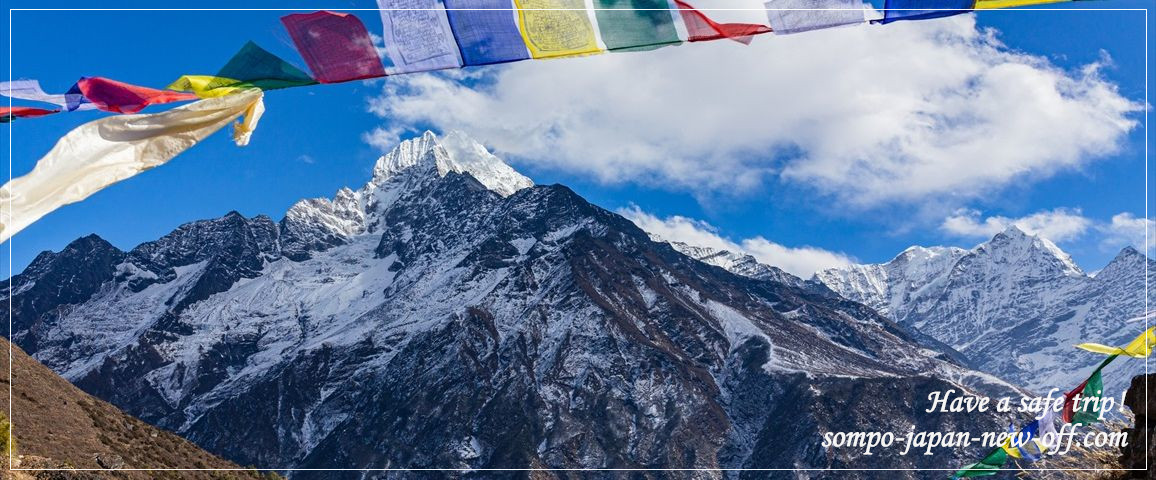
top-left (282, 1), bottom-right (777, 84)
top-left (4, 0), bottom-right (1077, 117)
top-left (953, 327), bottom-right (1156, 478)
top-left (1, 77), bottom-right (200, 119)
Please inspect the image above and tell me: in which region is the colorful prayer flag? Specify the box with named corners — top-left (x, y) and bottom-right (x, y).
top-left (0, 90), bottom-right (264, 244)
top-left (764, 0), bottom-right (866, 35)
top-left (1076, 327), bottom-right (1156, 358)
top-left (169, 42), bottom-right (316, 98)
top-left (514, 0), bottom-right (603, 59)
top-left (0, 106), bottom-right (60, 123)
top-left (953, 447), bottom-right (1007, 478)
top-left (1062, 354), bottom-right (1116, 424)
top-left (444, 0), bottom-right (531, 65)
top-left (167, 76), bottom-right (251, 99)
top-left (879, 0), bottom-right (973, 24)
top-left (282, 11), bottom-right (388, 83)
top-left (1000, 421), bottom-right (1043, 460)
top-left (974, 0), bottom-right (1067, 8)
top-left (593, 0), bottom-right (682, 52)
top-left (377, 0), bottom-right (464, 73)
top-left (76, 77), bottom-right (199, 114)
top-left (1, 79), bottom-right (95, 112)
top-left (675, 0), bottom-right (771, 44)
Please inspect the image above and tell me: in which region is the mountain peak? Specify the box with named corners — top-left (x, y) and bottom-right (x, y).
top-left (369, 130), bottom-right (533, 197)
top-left (981, 225), bottom-right (1083, 276)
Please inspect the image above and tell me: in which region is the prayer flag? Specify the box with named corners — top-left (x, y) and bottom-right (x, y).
top-left (879, 0), bottom-right (973, 24)
top-left (953, 447), bottom-right (1007, 478)
top-left (1062, 354), bottom-right (1116, 424)
top-left (377, 0), bottom-right (464, 73)
top-left (169, 42), bottom-right (316, 98)
top-left (675, 0), bottom-right (771, 44)
top-left (76, 77), bottom-right (199, 114)
top-left (0, 106), bottom-right (60, 123)
top-left (167, 76), bottom-right (250, 98)
top-left (1076, 327), bottom-right (1156, 358)
top-left (974, 0), bottom-right (1067, 8)
top-left (282, 11), bottom-right (388, 83)
top-left (764, 0), bottom-right (866, 35)
top-left (514, 0), bottom-right (603, 59)
top-left (593, 0), bottom-right (681, 52)
top-left (444, 0), bottom-right (531, 65)
top-left (64, 82), bottom-right (93, 111)
top-left (1, 79), bottom-right (95, 112)
top-left (1001, 421), bottom-right (1042, 461)
top-left (0, 90), bottom-right (265, 244)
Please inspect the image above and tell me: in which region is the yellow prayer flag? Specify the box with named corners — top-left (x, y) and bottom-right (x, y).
top-left (168, 75), bottom-right (250, 98)
top-left (1000, 440), bottom-right (1022, 459)
top-left (1076, 327), bottom-right (1156, 359)
top-left (974, 0), bottom-right (1070, 9)
top-left (514, 0), bottom-right (603, 59)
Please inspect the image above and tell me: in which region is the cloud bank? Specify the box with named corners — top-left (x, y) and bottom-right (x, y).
top-left (366, 15), bottom-right (1141, 207)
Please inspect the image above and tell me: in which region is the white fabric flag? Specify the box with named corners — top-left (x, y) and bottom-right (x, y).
top-left (764, 0), bottom-right (865, 35)
top-left (1, 79), bottom-right (96, 111)
top-left (377, 0), bottom-right (463, 74)
top-left (0, 89), bottom-right (264, 243)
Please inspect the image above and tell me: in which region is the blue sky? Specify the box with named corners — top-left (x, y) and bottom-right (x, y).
top-left (1, 0), bottom-right (1152, 277)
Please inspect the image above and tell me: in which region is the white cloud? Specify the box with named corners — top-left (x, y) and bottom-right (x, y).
top-left (367, 14), bottom-right (1140, 207)
top-left (940, 208), bottom-right (1092, 242)
top-left (1099, 213), bottom-right (1155, 253)
top-left (617, 205), bottom-right (854, 277)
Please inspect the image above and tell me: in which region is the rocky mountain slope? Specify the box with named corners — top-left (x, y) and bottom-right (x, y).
top-left (814, 228), bottom-right (1154, 398)
top-left (4, 131), bottom-right (1019, 478)
top-left (0, 338), bottom-right (273, 478)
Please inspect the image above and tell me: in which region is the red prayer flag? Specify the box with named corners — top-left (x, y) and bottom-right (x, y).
top-left (281, 11), bottom-right (387, 84)
top-left (1061, 377), bottom-right (1089, 423)
top-left (76, 77), bottom-right (198, 114)
top-left (674, 0), bottom-right (771, 45)
top-left (0, 106), bottom-right (60, 122)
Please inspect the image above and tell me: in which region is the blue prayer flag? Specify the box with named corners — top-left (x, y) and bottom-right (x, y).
top-left (880, 0), bottom-right (973, 24)
top-left (444, 0), bottom-right (530, 66)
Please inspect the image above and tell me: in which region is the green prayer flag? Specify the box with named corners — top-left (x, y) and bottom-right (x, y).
top-left (207, 41), bottom-right (317, 93)
top-left (592, 0), bottom-right (682, 52)
top-left (953, 447), bottom-right (1007, 478)
top-left (1071, 368), bottom-right (1106, 425)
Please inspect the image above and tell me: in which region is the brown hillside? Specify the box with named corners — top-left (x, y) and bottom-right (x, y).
top-left (0, 338), bottom-right (277, 479)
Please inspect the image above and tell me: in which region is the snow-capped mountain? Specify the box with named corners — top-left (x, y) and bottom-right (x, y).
top-left (661, 240), bottom-right (807, 289)
top-left (815, 227), bottom-right (1154, 397)
top-left (4, 132), bottom-right (1017, 477)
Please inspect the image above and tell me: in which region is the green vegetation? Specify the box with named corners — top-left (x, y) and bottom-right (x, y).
top-left (0, 411), bottom-right (15, 458)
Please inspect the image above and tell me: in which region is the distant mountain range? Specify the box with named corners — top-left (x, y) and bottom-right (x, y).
top-left (673, 223), bottom-right (1152, 398)
top-left (3, 131), bottom-right (1016, 477)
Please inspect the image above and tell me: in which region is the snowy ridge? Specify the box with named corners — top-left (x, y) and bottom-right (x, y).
top-left (815, 226), bottom-right (1153, 396)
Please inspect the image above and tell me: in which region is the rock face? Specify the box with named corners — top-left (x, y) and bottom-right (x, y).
top-left (4, 131), bottom-right (1019, 478)
top-left (815, 230), bottom-right (1155, 397)
top-left (1121, 374), bottom-right (1155, 478)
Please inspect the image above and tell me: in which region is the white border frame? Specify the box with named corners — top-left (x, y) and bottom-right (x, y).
top-left (3, 4), bottom-right (1150, 476)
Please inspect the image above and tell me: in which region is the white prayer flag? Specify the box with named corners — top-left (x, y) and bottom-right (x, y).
top-left (0, 89), bottom-right (264, 243)
top-left (377, 0), bottom-right (464, 74)
top-left (1, 79), bottom-right (96, 111)
top-left (764, 0), bottom-right (866, 35)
